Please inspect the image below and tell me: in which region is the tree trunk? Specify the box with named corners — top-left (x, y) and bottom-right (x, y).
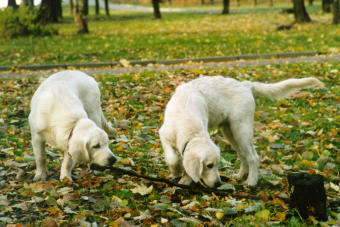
top-left (104, 0), bottom-right (110, 16)
top-left (288, 173), bottom-right (327, 221)
top-left (74, 0), bottom-right (89, 33)
top-left (308, 0), bottom-right (313, 6)
top-left (201, 0), bottom-right (205, 4)
top-left (36, 0), bottom-right (60, 24)
top-left (7, 0), bottom-right (18, 9)
top-left (69, 0), bottom-right (74, 15)
top-left (292, 0), bottom-right (311, 22)
top-left (269, 0), bottom-right (273, 6)
top-left (84, 0), bottom-right (89, 15)
top-left (152, 0), bottom-right (162, 19)
top-left (95, 0), bottom-right (99, 15)
top-left (222, 0), bottom-right (230, 14)
top-left (57, 0), bottom-right (62, 19)
top-left (236, 0), bottom-right (240, 6)
top-left (210, 0), bottom-right (214, 5)
top-left (254, 0), bottom-right (257, 6)
top-left (334, 0), bottom-right (340, 23)
top-left (322, 0), bottom-right (332, 12)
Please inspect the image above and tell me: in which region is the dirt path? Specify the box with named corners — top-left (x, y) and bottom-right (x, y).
top-left (1, 54), bottom-right (340, 79)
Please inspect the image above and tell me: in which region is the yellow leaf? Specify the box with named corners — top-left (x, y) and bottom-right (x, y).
top-left (274, 212), bottom-right (286, 222)
top-left (216, 212), bottom-right (224, 220)
top-left (255, 209), bottom-right (270, 221)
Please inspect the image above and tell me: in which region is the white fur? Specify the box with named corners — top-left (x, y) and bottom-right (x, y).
top-left (159, 76), bottom-right (324, 187)
top-left (29, 70), bottom-right (117, 181)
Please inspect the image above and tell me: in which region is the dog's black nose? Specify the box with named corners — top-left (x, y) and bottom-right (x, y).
top-left (108, 156), bottom-right (117, 166)
top-left (215, 181), bottom-right (222, 188)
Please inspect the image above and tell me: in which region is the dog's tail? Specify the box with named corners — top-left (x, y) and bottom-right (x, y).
top-left (245, 77), bottom-right (324, 100)
top-left (101, 110), bottom-right (118, 138)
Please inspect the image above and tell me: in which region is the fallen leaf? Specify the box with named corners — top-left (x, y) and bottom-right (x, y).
top-left (131, 184), bottom-right (153, 196)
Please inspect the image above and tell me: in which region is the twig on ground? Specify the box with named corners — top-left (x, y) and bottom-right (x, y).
top-left (90, 164), bottom-right (285, 202)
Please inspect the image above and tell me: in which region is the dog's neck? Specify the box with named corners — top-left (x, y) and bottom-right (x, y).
top-left (180, 131), bottom-right (210, 156)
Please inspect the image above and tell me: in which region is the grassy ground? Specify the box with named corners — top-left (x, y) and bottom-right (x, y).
top-left (0, 62), bottom-right (339, 226)
top-left (0, 3), bottom-right (339, 67)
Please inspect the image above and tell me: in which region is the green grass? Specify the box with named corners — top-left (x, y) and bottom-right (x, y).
top-left (0, 62), bottom-right (339, 225)
top-left (0, 4), bottom-right (339, 66)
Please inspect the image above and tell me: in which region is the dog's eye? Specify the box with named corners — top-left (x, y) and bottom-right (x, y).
top-left (93, 144), bottom-right (101, 149)
top-left (207, 163), bottom-right (214, 169)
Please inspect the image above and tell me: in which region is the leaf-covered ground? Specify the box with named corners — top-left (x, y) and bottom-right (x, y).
top-left (0, 62), bottom-right (339, 226)
top-left (1, 4), bottom-right (340, 67)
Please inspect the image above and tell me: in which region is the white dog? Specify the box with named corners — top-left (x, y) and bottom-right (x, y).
top-left (29, 70), bottom-right (117, 181)
top-left (159, 76), bottom-right (324, 187)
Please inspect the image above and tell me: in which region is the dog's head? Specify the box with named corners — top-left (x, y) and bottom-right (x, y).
top-left (183, 136), bottom-right (221, 188)
top-left (68, 119), bottom-right (116, 166)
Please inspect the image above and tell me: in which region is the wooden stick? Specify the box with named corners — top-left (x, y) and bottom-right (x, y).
top-left (90, 164), bottom-right (275, 201)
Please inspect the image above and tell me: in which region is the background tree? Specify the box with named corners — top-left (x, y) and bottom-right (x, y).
top-left (74, 0), bottom-right (89, 33)
top-left (36, 0), bottom-right (62, 24)
top-left (8, 0), bottom-right (19, 9)
top-left (95, 0), bottom-right (100, 15)
top-left (84, 0), bottom-right (89, 15)
top-left (69, 0), bottom-right (74, 15)
top-left (152, 0), bottom-right (162, 19)
top-left (222, 0), bottom-right (230, 14)
top-left (334, 0), bottom-right (340, 23)
top-left (292, 0), bottom-right (311, 22)
top-left (104, 0), bottom-right (110, 16)
top-left (322, 0), bottom-right (332, 12)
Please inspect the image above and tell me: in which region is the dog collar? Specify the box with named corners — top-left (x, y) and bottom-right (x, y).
top-left (181, 140), bottom-right (190, 155)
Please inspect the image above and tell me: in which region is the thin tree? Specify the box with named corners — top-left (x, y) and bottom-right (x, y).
top-left (152, 0), bottom-right (162, 19)
top-left (69, 0), bottom-right (74, 15)
top-left (334, 0), bottom-right (340, 24)
top-left (292, 0), bottom-right (311, 22)
top-left (57, 0), bottom-right (62, 19)
top-left (95, 0), bottom-right (99, 15)
top-left (7, 0), bottom-right (19, 9)
top-left (74, 0), bottom-right (89, 33)
top-left (322, 0), bottom-right (331, 12)
top-left (84, 0), bottom-right (89, 15)
top-left (104, 0), bottom-right (110, 16)
top-left (222, 0), bottom-right (230, 14)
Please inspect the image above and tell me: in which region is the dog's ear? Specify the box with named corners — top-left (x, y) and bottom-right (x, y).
top-left (68, 137), bottom-right (90, 163)
top-left (183, 153), bottom-right (203, 183)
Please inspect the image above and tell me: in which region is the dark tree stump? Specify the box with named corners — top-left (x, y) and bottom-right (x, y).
top-left (288, 173), bottom-right (327, 221)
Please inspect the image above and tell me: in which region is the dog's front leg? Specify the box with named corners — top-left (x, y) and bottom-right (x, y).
top-left (32, 133), bottom-right (48, 181)
top-left (161, 139), bottom-right (184, 179)
top-left (178, 174), bottom-right (192, 185)
top-left (60, 152), bottom-right (75, 181)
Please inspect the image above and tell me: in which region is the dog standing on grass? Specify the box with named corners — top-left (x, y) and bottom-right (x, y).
top-left (159, 76), bottom-right (324, 188)
top-left (29, 70), bottom-right (117, 181)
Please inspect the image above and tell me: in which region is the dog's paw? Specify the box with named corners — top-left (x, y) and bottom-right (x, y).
top-left (245, 177), bottom-right (258, 186)
top-left (232, 173), bottom-right (244, 181)
top-left (33, 171), bottom-right (47, 181)
top-left (178, 175), bottom-right (192, 185)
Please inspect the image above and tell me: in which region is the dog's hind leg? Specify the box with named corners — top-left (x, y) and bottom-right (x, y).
top-left (32, 133), bottom-right (47, 181)
top-left (221, 123), bottom-right (249, 180)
